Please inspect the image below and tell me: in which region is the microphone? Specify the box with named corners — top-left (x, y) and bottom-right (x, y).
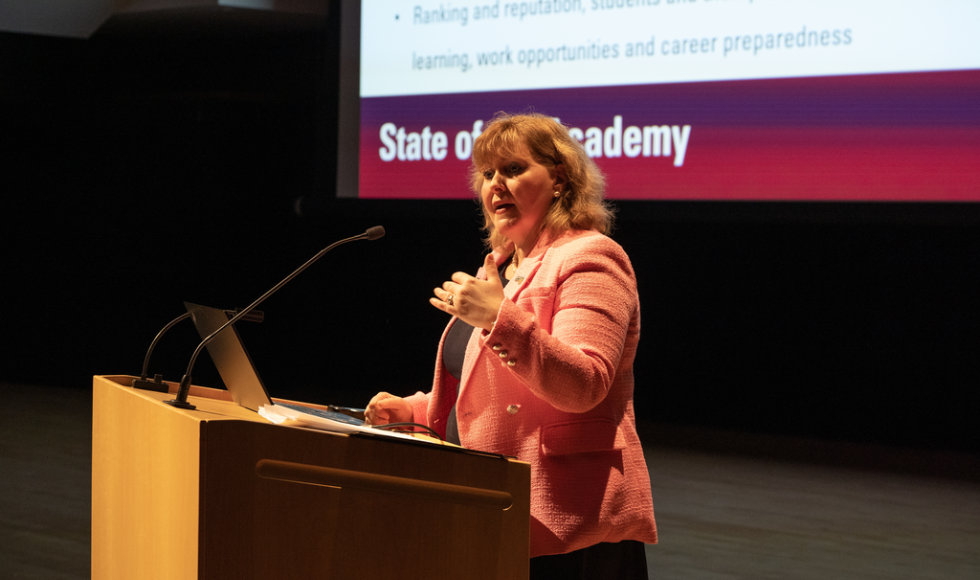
top-left (166, 226), bottom-right (386, 410)
top-left (132, 309), bottom-right (264, 393)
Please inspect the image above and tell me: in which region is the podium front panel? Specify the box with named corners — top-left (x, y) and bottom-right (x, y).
top-left (91, 375), bottom-right (530, 580)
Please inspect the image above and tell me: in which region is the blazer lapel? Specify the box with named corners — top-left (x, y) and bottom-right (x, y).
top-left (457, 237), bottom-right (547, 416)
top-left (504, 259), bottom-right (542, 302)
top-left (457, 245), bottom-right (513, 415)
top-left (458, 326), bottom-right (482, 403)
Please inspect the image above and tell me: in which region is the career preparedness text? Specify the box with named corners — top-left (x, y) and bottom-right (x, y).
top-left (378, 116), bottom-right (691, 167)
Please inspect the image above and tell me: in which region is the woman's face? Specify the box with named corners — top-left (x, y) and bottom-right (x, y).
top-left (480, 143), bottom-right (561, 252)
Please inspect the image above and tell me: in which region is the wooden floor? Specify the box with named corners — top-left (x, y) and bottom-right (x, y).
top-left (1, 383), bottom-right (92, 580)
top-left (644, 447), bottom-right (979, 579)
top-left (1, 382), bottom-right (977, 579)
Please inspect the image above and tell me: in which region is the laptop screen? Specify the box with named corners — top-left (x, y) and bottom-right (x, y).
top-left (184, 302), bottom-right (273, 412)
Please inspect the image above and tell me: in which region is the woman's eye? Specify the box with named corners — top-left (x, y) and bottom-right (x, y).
top-left (483, 169), bottom-right (495, 180)
top-left (508, 163), bottom-right (523, 174)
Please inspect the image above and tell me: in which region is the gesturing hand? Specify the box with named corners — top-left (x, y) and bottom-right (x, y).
top-left (430, 253), bottom-right (505, 331)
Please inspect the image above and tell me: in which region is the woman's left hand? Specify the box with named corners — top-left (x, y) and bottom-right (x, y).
top-left (430, 253), bottom-right (504, 331)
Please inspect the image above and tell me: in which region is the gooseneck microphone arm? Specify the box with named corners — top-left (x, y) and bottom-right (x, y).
top-left (132, 312), bottom-right (192, 392)
top-left (166, 226), bottom-right (385, 410)
top-left (133, 309), bottom-right (265, 393)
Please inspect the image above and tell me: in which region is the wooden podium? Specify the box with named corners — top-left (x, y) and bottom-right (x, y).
top-left (91, 375), bottom-right (530, 579)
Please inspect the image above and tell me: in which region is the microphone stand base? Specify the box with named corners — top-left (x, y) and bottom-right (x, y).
top-left (165, 399), bottom-right (197, 410)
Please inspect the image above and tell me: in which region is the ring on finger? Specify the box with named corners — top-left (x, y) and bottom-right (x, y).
top-left (446, 293), bottom-right (455, 306)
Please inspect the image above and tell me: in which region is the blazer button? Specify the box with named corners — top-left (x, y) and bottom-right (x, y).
top-left (507, 404), bottom-right (521, 414)
top-left (492, 344), bottom-right (503, 351)
top-left (506, 359), bottom-right (516, 367)
top-left (498, 351), bottom-right (508, 359)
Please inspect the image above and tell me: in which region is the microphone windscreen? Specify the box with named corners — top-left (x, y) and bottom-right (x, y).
top-left (365, 226), bottom-right (385, 241)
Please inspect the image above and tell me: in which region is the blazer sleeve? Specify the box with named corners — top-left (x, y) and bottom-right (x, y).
top-left (403, 390), bottom-right (432, 426)
top-left (477, 236), bottom-right (638, 413)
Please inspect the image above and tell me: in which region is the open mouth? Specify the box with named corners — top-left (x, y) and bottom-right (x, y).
top-left (494, 203), bottom-right (515, 213)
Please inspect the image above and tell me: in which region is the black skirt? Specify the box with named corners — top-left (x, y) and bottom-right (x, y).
top-left (529, 539), bottom-right (649, 580)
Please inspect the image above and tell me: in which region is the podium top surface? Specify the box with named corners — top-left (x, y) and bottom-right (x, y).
top-left (94, 375), bottom-right (523, 460)
top-left (99, 374), bottom-right (275, 423)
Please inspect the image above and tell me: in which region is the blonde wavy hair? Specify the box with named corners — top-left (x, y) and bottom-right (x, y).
top-left (470, 112), bottom-right (614, 250)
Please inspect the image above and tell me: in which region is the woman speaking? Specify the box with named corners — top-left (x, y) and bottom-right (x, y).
top-left (365, 112), bottom-right (657, 579)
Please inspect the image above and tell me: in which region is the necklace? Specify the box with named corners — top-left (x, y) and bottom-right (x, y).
top-left (509, 250), bottom-right (526, 283)
top-left (504, 250), bottom-right (520, 280)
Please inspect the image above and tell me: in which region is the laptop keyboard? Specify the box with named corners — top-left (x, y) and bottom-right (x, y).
top-left (275, 402), bottom-right (365, 426)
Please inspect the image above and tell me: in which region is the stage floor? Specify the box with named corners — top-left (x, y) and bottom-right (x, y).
top-left (1, 382), bottom-right (977, 579)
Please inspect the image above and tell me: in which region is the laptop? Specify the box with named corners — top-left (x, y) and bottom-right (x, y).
top-left (183, 302), bottom-right (369, 431)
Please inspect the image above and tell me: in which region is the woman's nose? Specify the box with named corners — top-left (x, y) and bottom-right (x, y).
top-left (490, 171), bottom-right (506, 190)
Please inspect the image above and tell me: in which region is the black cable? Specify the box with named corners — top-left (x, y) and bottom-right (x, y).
top-left (371, 422), bottom-right (444, 441)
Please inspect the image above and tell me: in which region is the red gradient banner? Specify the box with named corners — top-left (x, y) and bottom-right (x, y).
top-left (357, 70), bottom-right (980, 201)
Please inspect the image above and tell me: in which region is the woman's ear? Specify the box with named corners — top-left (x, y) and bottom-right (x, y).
top-left (553, 163), bottom-right (569, 192)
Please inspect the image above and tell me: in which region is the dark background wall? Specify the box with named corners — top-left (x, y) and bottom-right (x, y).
top-left (1, 20), bottom-right (977, 455)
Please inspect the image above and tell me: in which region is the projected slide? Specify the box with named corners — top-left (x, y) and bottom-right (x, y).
top-left (351, 0), bottom-right (980, 201)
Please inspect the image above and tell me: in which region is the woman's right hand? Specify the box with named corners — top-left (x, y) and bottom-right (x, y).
top-left (364, 392), bottom-right (413, 426)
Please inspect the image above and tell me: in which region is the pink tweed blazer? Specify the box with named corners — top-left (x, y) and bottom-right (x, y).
top-left (405, 228), bottom-right (658, 557)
